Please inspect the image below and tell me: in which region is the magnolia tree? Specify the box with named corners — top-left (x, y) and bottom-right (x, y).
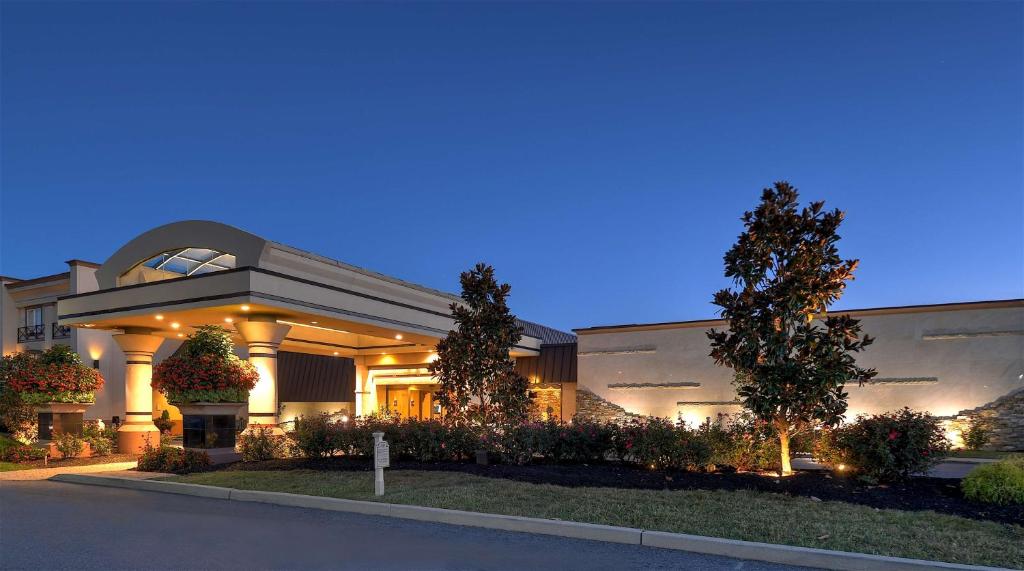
top-left (707, 182), bottom-right (876, 475)
top-left (428, 263), bottom-right (529, 428)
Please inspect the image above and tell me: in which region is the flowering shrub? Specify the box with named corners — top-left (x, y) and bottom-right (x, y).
top-left (1, 346), bottom-right (104, 405)
top-left (137, 446), bottom-right (212, 473)
top-left (152, 326), bottom-right (259, 404)
top-left (815, 408), bottom-right (949, 482)
top-left (83, 421), bottom-right (115, 457)
top-left (0, 442), bottom-right (47, 462)
top-left (962, 454), bottom-right (1024, 506)
top-left (613, 418), bottom-right (713, 470)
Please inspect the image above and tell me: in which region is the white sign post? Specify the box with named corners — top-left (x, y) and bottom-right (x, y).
top-left (372, 431), bottom-right (389, 496)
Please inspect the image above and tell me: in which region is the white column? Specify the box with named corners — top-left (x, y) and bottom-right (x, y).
top-left (112, 331), bottom-right (164, 454)
top-left (235, 316), bottom-right (290, 430)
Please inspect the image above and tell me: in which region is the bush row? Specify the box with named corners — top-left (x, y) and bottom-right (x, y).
top-left (257, 412), bottom-right (796, 472)
top-left (241, 408), bottom-right (955, 484)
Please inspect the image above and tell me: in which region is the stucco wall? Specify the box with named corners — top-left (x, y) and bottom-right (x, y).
top-left (576, 304), bottom-right (1024, 429)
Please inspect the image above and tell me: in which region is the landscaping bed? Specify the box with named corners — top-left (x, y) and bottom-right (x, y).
top-left (1, 453), bottom-right (136, 472)
top-left (173, 468), bottom-right (1024, 569)
top-left (216, 456), bottom-right (1024, 526)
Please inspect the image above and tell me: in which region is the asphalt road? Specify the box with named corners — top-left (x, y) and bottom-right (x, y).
top-left (0, 481), bottom-right (812, 571)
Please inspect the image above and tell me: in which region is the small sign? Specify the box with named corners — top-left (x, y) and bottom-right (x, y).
top-left (375, 441), bottom-right (390, 468)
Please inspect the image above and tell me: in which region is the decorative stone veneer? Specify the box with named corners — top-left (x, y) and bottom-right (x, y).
top-left (528, 384), bottom-right (562, 422)
top-left (575, 388), bottom-right (642, 424)
top-left (951, 388), bottom-right (1024, 451)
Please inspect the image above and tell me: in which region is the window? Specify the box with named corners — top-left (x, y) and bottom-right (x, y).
top-left (23, 307), bottom-right (43, 327)
top-left (119, 247), bottom-right (237, 286)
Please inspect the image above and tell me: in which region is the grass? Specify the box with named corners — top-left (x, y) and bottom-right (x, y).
top-left (172, 469), bottom-right (1024, 569)
top-left (949, 449), bottom-right (1016, 460)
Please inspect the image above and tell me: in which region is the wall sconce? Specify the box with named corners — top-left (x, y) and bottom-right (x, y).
top-left (92, 359), bottom-right (100, 369)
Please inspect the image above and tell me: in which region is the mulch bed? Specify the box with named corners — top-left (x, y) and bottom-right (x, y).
top-left (218, 456), bottom-right (1024, 526)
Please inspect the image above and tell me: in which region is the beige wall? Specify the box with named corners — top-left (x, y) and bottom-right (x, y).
top-left (577, 303), bottom-right (1024, 425)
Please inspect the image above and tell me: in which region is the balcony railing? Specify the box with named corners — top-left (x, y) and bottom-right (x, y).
top-left (52, 323), bottom-right (71, 340)
top-left (17, 324), bottom-right (45, 343)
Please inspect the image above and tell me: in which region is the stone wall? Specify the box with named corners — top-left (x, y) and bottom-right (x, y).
top-left (952, 388), bottom-right (1024, 451)
top-left (575, 387), bottom-right (642, 424)
top-left (528, 384), bottom-right (562, 422)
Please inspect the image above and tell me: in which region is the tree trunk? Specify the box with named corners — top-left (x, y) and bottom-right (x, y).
top-left (779, 428), bottom-right (793, 476)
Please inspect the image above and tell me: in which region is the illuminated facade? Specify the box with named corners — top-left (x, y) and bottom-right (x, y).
top-left (2, 220), bottom-right (1020, 451)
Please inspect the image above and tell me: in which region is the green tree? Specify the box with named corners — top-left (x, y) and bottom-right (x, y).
top-left (707, 182), bottom-right (876, 475)
top-left (429, 263), bottom-right (529, 428)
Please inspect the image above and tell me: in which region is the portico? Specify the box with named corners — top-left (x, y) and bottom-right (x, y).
top-left (56, 221), bottom-right (543, 452)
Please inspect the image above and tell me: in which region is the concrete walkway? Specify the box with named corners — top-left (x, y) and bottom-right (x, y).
top-left (0, 460), bottom-right (139, 481)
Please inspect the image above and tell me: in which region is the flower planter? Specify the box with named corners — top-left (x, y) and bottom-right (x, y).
top-left (178, 402), bottom-right (246, 452)
top-left (37, 402), bottom-right (92, 441)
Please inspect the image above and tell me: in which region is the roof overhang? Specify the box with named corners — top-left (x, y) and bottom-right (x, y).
top-left (58, 266), bottom-right (541, 357)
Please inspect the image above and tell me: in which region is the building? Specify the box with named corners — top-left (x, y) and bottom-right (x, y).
top-left (2, 221), bottom-right (576, 452)
top-left (575, 300), bottom-right (1024, 449)
top-left (2, 220), bottom-right (1021, 451)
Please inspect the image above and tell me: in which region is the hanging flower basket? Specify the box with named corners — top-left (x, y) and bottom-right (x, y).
top-left (2, 346), bottom-right (104, 405)
top-left (152, 326), bottom-right (259, 405)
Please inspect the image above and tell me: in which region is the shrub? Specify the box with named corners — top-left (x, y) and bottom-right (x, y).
top-left (815, 408), bottom-right (949, 482)
top-left (961, 454), bottom-right (1024, 506)
top-left (960, 418), bottom-right (992, 450)
top-left (703, 413), bottom-right (781, 472)
top-left (152, 326), bottom-right (259, 404)
top-left (1, 346), bottom-right (104, 405)
top-left (614, 418), bottom-right (712, 471)
top-left (54, 432), bottom-right (85, 459)
top-left (0, 443), bottom-right (47, 462)
top-left (239, 426), bottom-right (287, 461)
top-left (83, 422), bottom-right (115, 457)
top-left (153, 409), bottom-right (175, 434)
top-left (0, 387), bottom-right (37, 443)
top-left (137, 446), bottom-right (212, 473)
top-left (289, 414), bottom-right (340, 458)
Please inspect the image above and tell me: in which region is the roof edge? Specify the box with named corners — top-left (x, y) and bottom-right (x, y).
top-left (574, 298), bottom-right (1024, 334)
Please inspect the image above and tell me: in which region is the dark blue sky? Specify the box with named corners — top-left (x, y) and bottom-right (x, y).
top-left (2, 2), bottom-right (1021, 331)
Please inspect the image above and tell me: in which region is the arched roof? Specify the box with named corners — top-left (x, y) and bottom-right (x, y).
top-left (95, 220), bottom-right (269, 289)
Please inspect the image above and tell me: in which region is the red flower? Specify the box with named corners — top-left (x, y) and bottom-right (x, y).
top-left (888, 430), bottom-right (899, 441)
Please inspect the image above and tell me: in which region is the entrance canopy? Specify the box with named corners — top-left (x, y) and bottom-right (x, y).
top-left (58, 220), bottom-right (542, 358)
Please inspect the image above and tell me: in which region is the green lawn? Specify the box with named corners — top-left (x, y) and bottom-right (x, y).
top-left (949, 449), bottom-right (1016, 460)
top-left (173, 469), bottom-right (1024, 569)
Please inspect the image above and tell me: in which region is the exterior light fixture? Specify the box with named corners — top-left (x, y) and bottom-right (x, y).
top-left (340, 415), bottom-right (350, 423)
top-left (92, 359), bottom-right (100, 369)
top-left (176, 333), bottom-right (184, 338)
top-left (395, 334), bottom-right (403, 340)
top-left (837, 464), bottom-right (846, 471)
top-left (170, 322), bottom-right (180, 330)
top-left (241, 305), bottom-right (250, 311)
top-left (224, 317), bottom-right (234, 323)
top-left (155, 314), bottom-right (164, 321)
top-left (333, 351), bottom-right (339, 356)
top-left (310, 321), bottom-right (318, 325)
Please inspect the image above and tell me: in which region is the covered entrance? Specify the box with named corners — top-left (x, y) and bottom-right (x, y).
top-left (56, 221), bottom-right (542, 452)
top-left (372, 365), bottom-right (441, 420)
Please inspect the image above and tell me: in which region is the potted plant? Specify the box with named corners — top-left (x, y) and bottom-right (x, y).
top-left (152, 325), bottom-right (258, 451)
top-left (2, 345), bottom-right (104, 440)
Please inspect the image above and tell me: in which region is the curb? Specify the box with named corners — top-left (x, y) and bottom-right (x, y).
top-left (49, 474), bottom-right (1009, 571)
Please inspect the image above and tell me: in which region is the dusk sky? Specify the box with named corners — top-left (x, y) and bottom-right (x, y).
top-left (1, 1), bottom-right (1021, 331)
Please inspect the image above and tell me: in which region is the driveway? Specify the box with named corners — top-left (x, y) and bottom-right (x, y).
top-left (0, 480), bottom-right (811, 570)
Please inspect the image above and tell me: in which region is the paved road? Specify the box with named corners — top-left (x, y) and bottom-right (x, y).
top-left (0, 481), bottom-right (811, 571)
